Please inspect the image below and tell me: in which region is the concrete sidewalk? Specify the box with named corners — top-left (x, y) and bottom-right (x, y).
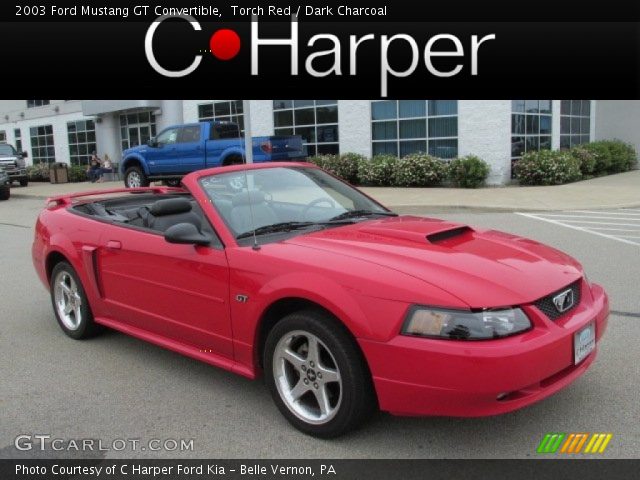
top-left (8, 170), bottom-right (640, 212)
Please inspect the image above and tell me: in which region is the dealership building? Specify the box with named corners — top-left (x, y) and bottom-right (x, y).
top-left (0, 100), bottom-right (638, 184)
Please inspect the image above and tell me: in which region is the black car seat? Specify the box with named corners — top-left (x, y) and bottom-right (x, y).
top-left (229, 191), bottom-right (279, 234)
top-left (144, 197), bottom-right (202, 233)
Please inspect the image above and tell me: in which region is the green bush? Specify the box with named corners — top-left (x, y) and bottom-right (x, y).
top-left (580, 142), bottom-right (611, 174)
top-left (307, 153), bottom-right (366, 183)
top-left (605, 139), bottom-right (637, 173)
top-left (515, 150), bottom-right (582, 185)
top-left (67, 165), bottom-right (88, 182)
top-left (26, 163), bottom-right (50, 182)
top-left (394, 153), bottom-right (447, 187)
top-left (448, 155), bottom-right (490, 188)
top-left (357, 155), bottom-right (398, 186)
top-left (569, 146), bottom-right (598, 176)
top-left (581, 140), bottom-right (637, 174)
top-left (335, 152), bottom-right (366, 183)
top-left (307, 154), bottom-right (339, 180)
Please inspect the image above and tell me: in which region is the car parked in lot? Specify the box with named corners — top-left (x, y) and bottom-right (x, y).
top-left (0, 168), bottom-right (10, 200)
top-left (32, 163), bottom-right (609, 437)
top-left (0, 143), bottom-right (29, 187)
top-left (120, 121), bottom-right (306, 188)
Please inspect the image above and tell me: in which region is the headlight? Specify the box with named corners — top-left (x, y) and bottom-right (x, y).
top-left (401, 306), bottom-right (532, 340)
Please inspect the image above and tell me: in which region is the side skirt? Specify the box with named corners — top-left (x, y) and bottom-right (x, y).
top-left (94, 316), bottom-right (256, 380)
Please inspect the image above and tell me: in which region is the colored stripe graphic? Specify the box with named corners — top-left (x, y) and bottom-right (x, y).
top-left (538, 433), bottom-right (613, 454)
top-left (537, 433), bottom-right (565, 453)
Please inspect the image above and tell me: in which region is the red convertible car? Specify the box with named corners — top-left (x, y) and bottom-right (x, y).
top-left (32, 162), bottom-right (609, 438)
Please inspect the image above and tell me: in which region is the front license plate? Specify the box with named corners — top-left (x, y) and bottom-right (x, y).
top-left (574, 321), bottom-right (596, 365)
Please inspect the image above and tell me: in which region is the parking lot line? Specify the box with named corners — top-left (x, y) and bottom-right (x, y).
top-left (517, 211), bottom-right (640, 246)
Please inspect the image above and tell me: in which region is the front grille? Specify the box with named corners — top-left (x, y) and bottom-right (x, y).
top-left (534, 280), bottom-right (581, 321)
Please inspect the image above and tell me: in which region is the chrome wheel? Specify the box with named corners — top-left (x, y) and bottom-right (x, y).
top-left (127, 171), bottom-right (141, 188)
top-left (53, 270), bottom-right (82, 331)
top-left (273, 330), bottom-right (342, 425)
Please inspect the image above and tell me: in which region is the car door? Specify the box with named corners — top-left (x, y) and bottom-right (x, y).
top-left (96, 222), bottom-right (233, 358)
top-left (146, 127), bottom-right (179, 174)
top-left (175, 125), bottom-right (205, 173)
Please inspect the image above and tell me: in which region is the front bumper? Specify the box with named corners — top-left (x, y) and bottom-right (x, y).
top-left (6, 168), bottom-right (27, 179)
top-left (359, 280), bottom-right (609, 417)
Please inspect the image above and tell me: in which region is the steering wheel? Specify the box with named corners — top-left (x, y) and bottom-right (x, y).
top-left (301, 197), bottom-right (336, 221)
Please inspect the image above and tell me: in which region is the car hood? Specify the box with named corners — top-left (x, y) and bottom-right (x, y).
top-left (285, 216), bottom-right (583, 308)
top-left (123, 145), bottom-right (147, 156)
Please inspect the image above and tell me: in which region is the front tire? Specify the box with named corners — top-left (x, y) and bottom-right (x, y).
top-left (0, 187), bottom-right (9, 200)
top-left (264, 310), bottom-right (376, 438)
top-left (50, 262), bottom-right (101, 339)
top-left (124, 166), bottom-right (149, 188)
top-left (19, 178), bottom-right (28, 187)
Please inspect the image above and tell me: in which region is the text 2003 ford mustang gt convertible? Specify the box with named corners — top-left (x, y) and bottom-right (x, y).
top-left (32, 163), bottom-right (609, 438)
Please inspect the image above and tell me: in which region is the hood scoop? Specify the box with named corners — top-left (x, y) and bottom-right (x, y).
top-left (426, 226), bottom-right (473, 243)
top-left (356, 223), bottom-right (473, 245)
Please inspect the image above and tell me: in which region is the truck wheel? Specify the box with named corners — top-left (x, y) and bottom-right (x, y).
top-left (124, 166), bottom-right (149, 188)
top-left (0, 187), bottom-right (9, 200)
top-left (19, 179), bottom-right (28, 187)
top-left (163, 179), bottom-right (181, 187)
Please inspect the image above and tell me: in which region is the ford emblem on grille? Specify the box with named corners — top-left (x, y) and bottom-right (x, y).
top-left (552, 288), bottom-right (574, 313)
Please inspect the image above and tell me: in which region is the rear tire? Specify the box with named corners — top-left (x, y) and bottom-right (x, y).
top-left (50, 262), bottom-right (102, 339)
top-left (0, 187), bottom-right (9, 200)
top-left (124, 166), bottom-right (149, 188)
top-left (163, 179), bottom-right (181, 187)
top-left (264, 310), bottom-right (376, 438)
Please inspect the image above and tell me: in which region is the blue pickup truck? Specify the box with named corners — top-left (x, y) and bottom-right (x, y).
top-left (120, 121), bottom-right (306, 188)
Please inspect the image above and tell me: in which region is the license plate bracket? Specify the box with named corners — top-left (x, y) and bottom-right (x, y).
top-left (574, 321), bottom-right (596, 365)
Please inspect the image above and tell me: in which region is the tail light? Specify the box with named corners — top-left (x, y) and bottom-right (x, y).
top-left (260, 141), bottom-right (273, 154)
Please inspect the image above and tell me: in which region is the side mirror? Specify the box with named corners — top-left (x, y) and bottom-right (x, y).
top-left (21, 151), bottom-right (28, 158)
top-left (147, 138), bottom-right (158, 148)
top-left (164, 223), bottom-right (210, 246)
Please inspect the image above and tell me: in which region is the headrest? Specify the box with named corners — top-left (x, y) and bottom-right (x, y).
top-left (149, 197), bottom-right (192, 216)
top-left (232, 190), bottom-right (266, 207)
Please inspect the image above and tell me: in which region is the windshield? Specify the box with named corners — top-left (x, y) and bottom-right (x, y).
top-left (199, 166), bottom-right (392, 241)
top-left (0, 144), bottom-right (17, 156)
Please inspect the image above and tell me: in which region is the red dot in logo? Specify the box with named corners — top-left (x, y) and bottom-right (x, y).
top-left (209, 29), bottom-right (241, 60)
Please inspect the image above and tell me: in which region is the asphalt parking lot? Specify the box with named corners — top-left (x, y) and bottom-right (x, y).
top-left (0, 196), bottom-right (638, 459)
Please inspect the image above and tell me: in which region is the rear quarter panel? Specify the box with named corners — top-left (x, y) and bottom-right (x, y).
top-left (33, 207), bottom-right (106, 312)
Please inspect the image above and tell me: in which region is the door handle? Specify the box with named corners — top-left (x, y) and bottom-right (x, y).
top-left (105, 240), bottom-right (122, 250)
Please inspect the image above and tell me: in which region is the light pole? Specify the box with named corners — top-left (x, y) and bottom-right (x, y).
top-left (242, 100), bottom-right (253, 164)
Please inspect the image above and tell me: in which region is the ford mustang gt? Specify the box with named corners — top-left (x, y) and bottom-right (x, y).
top-left (32, 162), bottom-right (609, 438)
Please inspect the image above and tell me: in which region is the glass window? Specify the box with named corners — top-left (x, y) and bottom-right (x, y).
top-left (273, 100), bottom-right (339, 155)
top-left (156, 128), bottom-right (179, 146)
top-left (119, 111), bottom-right (157, 150)
top-left (67, 119), bottom-right (96, 166)
top-left (30, 124), bottom-right (55, 164)
top-left (178, 125), bottom-right (201, 143)
top-left (27, 100), bottom-right (50, 108)
top-left (14, 128), bottom-right (22, 152)
top-left (198, 100), bottom-right (244, 133)
top-left (511, 100), bottom-right (553, 176)
top-left (200, 166), bottom-right (388, 241)
top-left (371, 100), bottom-right (458, 159)
top-left (560, 100), bottom-right (592, 148)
